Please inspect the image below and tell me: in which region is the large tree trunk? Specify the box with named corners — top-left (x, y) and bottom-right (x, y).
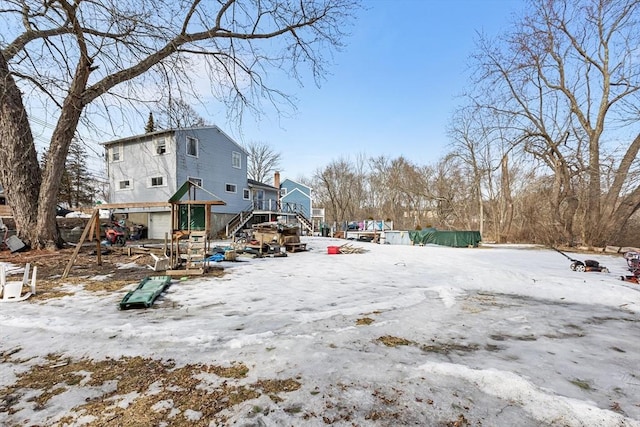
top-left (0, 51), bottom-right (91, 249)
top-left (585, 133), bottom-right (640, 247)
top-left (0, 53), bottom-right (41, 246)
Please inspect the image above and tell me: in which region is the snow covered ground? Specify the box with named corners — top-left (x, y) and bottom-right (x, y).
top-left (1, 237), bottom-right (640, 426)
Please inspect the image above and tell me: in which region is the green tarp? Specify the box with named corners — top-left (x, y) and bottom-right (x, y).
top-left (408, 228), bottom-right (481, 248)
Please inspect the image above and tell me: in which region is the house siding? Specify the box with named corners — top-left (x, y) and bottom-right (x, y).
top-left (108, 133), bottom-right (178, 204)
top-left (174, 128), bottom-right (248, 214)
top-left (280, 179), bottom-right (311, 216)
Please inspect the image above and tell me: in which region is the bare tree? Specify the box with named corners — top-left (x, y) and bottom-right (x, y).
top-left (155, 98), bottom-right (206, 129)
top-left (367, 156), bottom-right (428, 229)
top-left (0, 0), bottom-right (359, 249)
top-left (245, 141), bottom-right (282, 184)
top-left (314, 157), bottom-right (365, 226)
top-left (471, 0), bottom-right (640, 246)
top-left (448, 106), bottom-right (524, 242)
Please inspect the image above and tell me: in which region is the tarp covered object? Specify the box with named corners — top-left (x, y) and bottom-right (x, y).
top-left (408, 228), bottom-right (481, 248)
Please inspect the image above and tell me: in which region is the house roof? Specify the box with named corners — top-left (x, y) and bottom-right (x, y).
top-left (281, 178), bottom-right (312, 191)
top-left (101, 125), bottom-right (248, 155)
top-left (247, 179), bottom-right (277, 191)
top-left (101, 128), bottom-right (174, 146)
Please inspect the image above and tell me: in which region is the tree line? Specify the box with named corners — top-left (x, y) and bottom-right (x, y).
top-left (309, 0), bottom-right (640, 248)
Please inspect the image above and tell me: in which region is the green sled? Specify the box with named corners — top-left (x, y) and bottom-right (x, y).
top-left (119, 276), bottom-right (172, 310)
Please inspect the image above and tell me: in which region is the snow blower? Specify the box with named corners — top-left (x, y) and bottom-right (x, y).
top-left (551, 247), bottom-right (609, 273)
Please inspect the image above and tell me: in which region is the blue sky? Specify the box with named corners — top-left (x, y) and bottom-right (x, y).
top-left (29, 0), bottom-right (526, 181)
top-left (224, 0), bottom-right (526, 181)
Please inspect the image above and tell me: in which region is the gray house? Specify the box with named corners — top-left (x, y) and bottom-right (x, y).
top-left (103, 126), bottom-right (249, 239)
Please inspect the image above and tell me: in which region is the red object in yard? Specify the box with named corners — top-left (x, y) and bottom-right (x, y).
top-left (327, 246), bottom-right (340, 255)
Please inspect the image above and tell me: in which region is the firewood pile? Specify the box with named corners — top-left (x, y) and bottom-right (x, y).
top-left (339, 243), bottom-right (368, 254)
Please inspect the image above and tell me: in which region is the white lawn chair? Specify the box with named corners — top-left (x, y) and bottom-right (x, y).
top-left (147, 253), bottom-right (170, 272)
top-left (1, 263), bottom-right (37, 302)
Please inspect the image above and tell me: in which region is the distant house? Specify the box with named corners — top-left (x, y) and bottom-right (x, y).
top-left (280, 179), bottom-right (311, 218)
top-left (103, 126), bottom-right (248, 238)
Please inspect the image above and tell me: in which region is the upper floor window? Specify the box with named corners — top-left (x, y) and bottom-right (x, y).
top-left (150, 176), bottom-right (165, 187)
top-left (232, 151), bottom-right (241, 169)
top-left (186, 137), bottom-right (198, 157)
top-left (155, 138), bottom-right (167, 155)
top-left (118, 179), bottom-right (131, 190)
top-left (110, 144), bottom-right (123, 162)
top-left (188, 177), bottom-right (202, 187)
top-left (280, 188), bottom-right (287, 196)
top-left (243, 188), bottom-right (250, 200)
top-left (225, 183), bottom-right (237, 193)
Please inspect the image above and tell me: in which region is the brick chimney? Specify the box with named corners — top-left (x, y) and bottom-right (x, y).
top-left (274, 171), bottom-right (281, 201)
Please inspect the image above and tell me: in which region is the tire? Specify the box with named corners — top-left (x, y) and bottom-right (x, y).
top-left (115, 235), bottom-right (126, 247)
top-left (575, 264), bottom-right (586, 272)
top-left (570, 262), bottom-right (577, 271)
top-left (601, 267), bottom-right (609, 273)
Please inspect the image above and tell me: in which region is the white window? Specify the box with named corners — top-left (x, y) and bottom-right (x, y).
top-left (225, 183), bottom-right (237, 193)
top-left (188, 177), bottom-right (202, 187)
top-left (243, 188), bottom-right (250, 200)
top-left (150, 176), bottom-right (164, 187)
top-left (110, 144), bottom-right (123, 162)
top-left (280, 188), bottom-right (287, 196)
top-left (232, 151), bottom-right (241, 169)
top-left (118, 179), bottom-right (131, 190)
top-left (155, 138), bottom-right (167, 155)
top-left (186, 137), bottom-right (198, 157)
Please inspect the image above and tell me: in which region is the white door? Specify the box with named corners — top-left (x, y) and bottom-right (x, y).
top-left (148, 212), bottom-right (171, 240)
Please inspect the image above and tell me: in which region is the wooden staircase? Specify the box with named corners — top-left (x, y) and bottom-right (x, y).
top-left (295, 211), bottom-right (313, 234)
top-left (225, 209), bottom-right (254, 237)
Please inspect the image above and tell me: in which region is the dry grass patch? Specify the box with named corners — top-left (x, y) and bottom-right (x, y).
top-left (1, 354), bottom-right (300, 426)
top-left (376, 336), bottom-right (481, 355)
top-left (377, 335), bottom-right (415, 347)
top-left (356, 317), bottom-right (375, 326)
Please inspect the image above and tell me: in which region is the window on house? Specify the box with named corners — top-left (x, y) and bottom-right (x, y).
top-left (155, 138), bottom-right (167, 155)
top-left (110, 144), bottom-right (123, 162)
top-left (280, 188), bottom-right (287, 196)
top-left (150, 176), bottom-right (164, 187)
top-left (232, 151), bottom-right (241, 169)
top-left (186, 137), bottom-right (198, 157)
top-left (243, 188), bottom-right (250, 200)
top-left (118, 180), bottom-right (131, 190)
top-left (225, 183), bottom-right (237, 193)
top-left (188, 177), bottom-right (202, 187)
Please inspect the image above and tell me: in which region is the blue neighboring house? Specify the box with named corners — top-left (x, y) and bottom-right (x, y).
top-left (280, 178), bottom-right (312, 219)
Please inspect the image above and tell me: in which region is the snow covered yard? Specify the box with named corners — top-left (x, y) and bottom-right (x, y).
top-left (1, 238), bottom-right (639, 426)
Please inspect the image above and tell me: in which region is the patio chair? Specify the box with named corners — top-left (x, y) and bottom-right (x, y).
top-left (1, 263), bottom-right (37, 302)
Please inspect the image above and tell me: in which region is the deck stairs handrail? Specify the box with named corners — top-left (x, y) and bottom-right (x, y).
top-left (225, 203), bottom-right (255, 237)
top-left (224, 201), bottom-right (314, 237)
top-left (295, 210), bottom-right (313, 234)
